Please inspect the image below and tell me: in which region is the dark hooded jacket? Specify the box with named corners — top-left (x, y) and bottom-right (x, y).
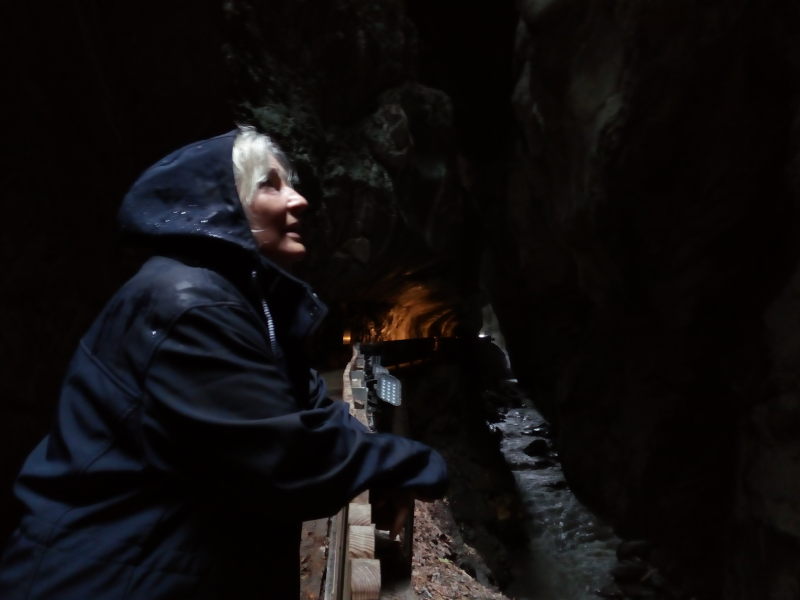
top-left (0, 131), bottom-right (447, 599)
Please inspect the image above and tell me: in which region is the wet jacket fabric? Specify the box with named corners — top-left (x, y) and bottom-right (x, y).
top-left (0, 131), bottom-right (448, 599)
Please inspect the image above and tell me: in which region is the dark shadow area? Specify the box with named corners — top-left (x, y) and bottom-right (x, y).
top-left (0, 2), bottom-right (235, 540)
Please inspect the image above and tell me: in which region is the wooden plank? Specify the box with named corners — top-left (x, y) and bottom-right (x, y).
top-left (348, 503), bottom-right (372, 526)
top-left (339, 346), bottom-right (382, 600)
top-left (342, 348), bottom-right (356, 406)
top-left (347, 525), bottom-right (375, 559)
top-left (300, 517), bottom-right (330, 600)
top-left (323, 508), bottom-right (347, 600)
top-left (343, 345), bottom-right (370, 427)
top-left (350, 558), bottom-right (381, 600)
top-left (352, 385), bottom-right (368, 408)
top-left (343, 558), bottom-right (352, 600)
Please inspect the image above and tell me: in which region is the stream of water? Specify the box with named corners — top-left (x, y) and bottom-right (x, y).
top-left (479, 306), bottom-right (619, 599)
top-left (496, 405), bottom-right (619, 600)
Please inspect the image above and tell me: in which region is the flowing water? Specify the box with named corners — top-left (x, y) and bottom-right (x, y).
top-left (479, 306), bottom-right (619, 599)
top-left (495, 404), bottom-right (619, 600)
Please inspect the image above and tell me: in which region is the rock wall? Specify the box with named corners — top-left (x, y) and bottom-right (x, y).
top-left (222, 0), bottom-right (485, 346)
top-left (499, 1), bottom-right (800, 597)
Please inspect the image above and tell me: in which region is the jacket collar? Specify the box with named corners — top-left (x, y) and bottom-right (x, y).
top-left (254, 255), bottom-right (328, 342)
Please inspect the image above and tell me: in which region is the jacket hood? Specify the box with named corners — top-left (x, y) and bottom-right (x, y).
top-left (118, 130), bottom-right (258, 257)
top-left (117, 130), bottom-right (329, 334)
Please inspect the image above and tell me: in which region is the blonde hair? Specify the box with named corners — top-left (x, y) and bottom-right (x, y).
top-left (232, 125), bottom-right (297, 208)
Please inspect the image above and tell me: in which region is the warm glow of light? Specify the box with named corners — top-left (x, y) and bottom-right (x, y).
top-left (342, 329), bottom-right (352, 344)
top-left (364, 283), bottom-right (459, 342)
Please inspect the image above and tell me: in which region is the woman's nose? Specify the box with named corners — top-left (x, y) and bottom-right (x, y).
top-left (285, 187), bottom-right (308, 211)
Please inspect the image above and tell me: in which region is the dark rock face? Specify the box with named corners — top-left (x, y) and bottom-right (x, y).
top-left (498, 1), bottom-right (800, 597)
top-left (223, 0), bottom-right (483, 344)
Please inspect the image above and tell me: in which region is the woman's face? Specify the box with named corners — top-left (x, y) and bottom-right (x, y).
top-left (246, 156), bottom-right (308, 265)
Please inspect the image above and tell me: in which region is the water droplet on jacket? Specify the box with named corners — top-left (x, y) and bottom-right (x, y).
top-left (151, 330), bottom-right (157, 336)
top-left (199, 219), bottom-right (209, 224)
top-left (180, 211), bottom-right (188, 215)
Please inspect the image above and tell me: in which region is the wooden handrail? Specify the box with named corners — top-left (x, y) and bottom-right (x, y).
top-left (324, 344), bottom-right (416, 600)
top-left (324, 345), bottom-right (381, 600)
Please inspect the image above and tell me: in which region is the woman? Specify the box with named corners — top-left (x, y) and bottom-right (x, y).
top-left (0, 127), bottom-right (448, 599)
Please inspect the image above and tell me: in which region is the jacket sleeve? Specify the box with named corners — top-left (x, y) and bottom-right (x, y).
top-left (308, 368), bottom-right (335, 409)
top-left (141, 302), bottom-right (447, 520)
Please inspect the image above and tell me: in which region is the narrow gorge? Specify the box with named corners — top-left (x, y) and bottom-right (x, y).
top-left (3, 2), bottom-right (800, 598)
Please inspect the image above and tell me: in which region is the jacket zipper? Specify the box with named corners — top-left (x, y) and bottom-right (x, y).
top-left (260, 298), bottom-right (279, 356)
top-left (252, 270), bottom-right (279, 355)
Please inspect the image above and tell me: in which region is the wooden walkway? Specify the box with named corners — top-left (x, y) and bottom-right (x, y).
top-left (300, 349), bottom-right (418, 600)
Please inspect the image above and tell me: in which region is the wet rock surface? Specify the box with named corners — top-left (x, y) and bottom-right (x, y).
top-left (522, 438), bottom-right (551, 458)
top-left (496, 405), bottom-right (619, 600)
top-left (494, 1), bottom-right (800, 597)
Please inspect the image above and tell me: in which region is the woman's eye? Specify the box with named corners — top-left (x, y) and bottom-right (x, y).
top-left (261, 169), bottom-right (283, 191)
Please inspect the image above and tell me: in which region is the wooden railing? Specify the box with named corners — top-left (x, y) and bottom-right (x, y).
top-left (321, 344), bottom-right (417, 600)
top-left (323, 345), bottom-right (381, 600)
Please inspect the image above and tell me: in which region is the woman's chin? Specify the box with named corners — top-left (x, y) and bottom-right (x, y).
top-left (263, 242), bottom-right (307, 266)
